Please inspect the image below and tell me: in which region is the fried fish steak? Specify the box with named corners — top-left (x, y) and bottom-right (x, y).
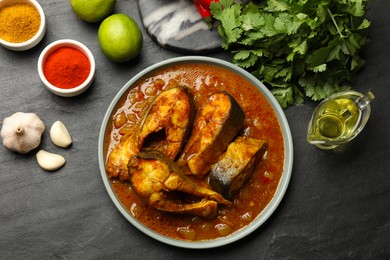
top-left (137, 87), bottom-right (195, 159)
top-left (178, 91), bottom-right (245, 176)
top-left (209, 137), bottom-right (267, 200)
top-left (128, 150), bottom-right (230, 219)
top-left (106, 87), bottom-right (195, 180)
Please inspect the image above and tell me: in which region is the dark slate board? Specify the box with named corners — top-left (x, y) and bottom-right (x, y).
top-left (137, 0), bottom-right (222, 53)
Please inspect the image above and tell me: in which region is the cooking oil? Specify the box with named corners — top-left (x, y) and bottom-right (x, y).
top-left (307, 91), bottom-right (374, 149)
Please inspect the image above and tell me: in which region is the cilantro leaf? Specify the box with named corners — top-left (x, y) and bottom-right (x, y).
top-left (211, 0), bottom-right (371, 107)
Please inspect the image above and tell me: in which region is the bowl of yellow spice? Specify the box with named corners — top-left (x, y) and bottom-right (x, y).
top-left (0, 0), bottom-right (46, 51)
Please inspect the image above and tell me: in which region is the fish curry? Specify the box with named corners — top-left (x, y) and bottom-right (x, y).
top-left (103, 63), bottom-right (285, 241)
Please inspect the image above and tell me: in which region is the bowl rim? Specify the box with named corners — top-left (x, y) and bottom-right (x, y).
top-left (98, 56), bottom-right (294, 249)
top-left (37, 39), bottom-right (96, 97)
top-left (0, 0), bottom-right (46, 51)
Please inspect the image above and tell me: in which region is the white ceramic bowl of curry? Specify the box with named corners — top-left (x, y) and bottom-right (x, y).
top-left (0, 0), bottom-right (46, 51)
top-left (98, 56), bottom-right (294, 248)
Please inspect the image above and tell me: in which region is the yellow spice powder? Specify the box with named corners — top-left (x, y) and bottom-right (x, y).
top-left (0, 3), bottom-right (41, 43)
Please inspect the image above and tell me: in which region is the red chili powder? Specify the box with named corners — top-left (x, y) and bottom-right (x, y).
top-left (43, 47), bottom-right (90, 89)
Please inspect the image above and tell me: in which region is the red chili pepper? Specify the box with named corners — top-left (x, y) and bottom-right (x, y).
top-left (193, 0), bottom-right (220, 6)
top-left (193, 0), bottom-right (220, 30)
top-left (193, 1), bottom-right (213, 29)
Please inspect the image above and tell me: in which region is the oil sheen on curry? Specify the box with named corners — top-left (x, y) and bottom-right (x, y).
top-left (104, 63), bottom-right (285, 241)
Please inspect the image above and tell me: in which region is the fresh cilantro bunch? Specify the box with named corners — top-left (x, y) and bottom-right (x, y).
top-left (210, 0), bottom-right (371, 108)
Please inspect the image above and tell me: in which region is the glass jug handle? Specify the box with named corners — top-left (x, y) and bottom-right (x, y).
top-left (355, 91), bottom-right (375, 110)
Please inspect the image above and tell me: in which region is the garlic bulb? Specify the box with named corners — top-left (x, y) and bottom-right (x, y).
top-left (36, 150), bottom-right (66, 171)
top-left (50, 121), bottom-right (72, 148)
top-left (1, 112), bottom-right (45, 154)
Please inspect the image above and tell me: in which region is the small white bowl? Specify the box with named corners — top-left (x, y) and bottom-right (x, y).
top-left (0, 0), bottom-right (46, 51)
top-left (37, 39), bottom-right (96, 97)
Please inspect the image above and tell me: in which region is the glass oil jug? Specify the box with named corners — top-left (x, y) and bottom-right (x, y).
top-left (307, 90), bottom-right (374, 150)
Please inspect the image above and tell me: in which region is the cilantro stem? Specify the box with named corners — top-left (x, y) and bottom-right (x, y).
top-left (327, 8), bottom-right (346, 38)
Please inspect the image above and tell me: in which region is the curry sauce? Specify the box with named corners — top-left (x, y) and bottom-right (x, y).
top-left (104, 63), bottom-right (285, 241)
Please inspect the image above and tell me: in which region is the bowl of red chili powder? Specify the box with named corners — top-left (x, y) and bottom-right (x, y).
top-left (0, 0), bottom-right (46, 51)
top-left (37, 39), bottom-right (96, 97)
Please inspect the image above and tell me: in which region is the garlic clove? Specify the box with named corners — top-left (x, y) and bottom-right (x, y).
top-left (50, 121), bottom-right (72, 148)
top-left (36, 150), bottom-right (66, 171)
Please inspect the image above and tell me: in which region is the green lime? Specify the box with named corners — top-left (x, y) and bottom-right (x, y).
top-left (70, 0), bottom-right (116, 23)
top-left (98, 14), bottom-right (143, 63)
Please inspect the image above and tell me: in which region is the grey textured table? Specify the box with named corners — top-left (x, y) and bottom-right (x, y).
top-left (1, 1), bottom-right (389, 259)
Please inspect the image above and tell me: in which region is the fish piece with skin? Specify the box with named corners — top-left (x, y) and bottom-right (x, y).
top-left (137, 87), bottom-right (195, 159)
top-left (106, 132), bottom-right (139, 181)
top-left (178, 91), bottom-right (245, 176)
top-left (209, 137), bottom-right (267, 200)
top-left (105, 87), bottom-right (195, 180)
top-left (128, 150), bottom-right (230, 219)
